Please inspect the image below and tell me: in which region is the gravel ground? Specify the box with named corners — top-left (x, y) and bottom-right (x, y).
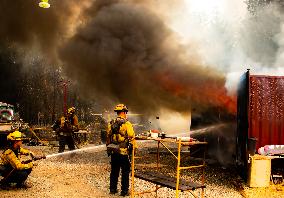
top-left (0, 141), bottom-right (283, 198)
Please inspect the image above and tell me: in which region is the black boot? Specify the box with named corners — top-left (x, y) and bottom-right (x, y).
top-left (110, 189), bottom-right (118, 194)
top-left (120, 190), bottom-right (129, 196)
top-left (16, 182), bottom-right (32, 188)
top-left (0, 182), bottom-right (12, 190)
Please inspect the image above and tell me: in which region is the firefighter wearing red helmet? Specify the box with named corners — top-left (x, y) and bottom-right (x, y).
top-left (106, 104), bottom-right (137, 196)
top-left (0, 131), bottom-right (34, 188)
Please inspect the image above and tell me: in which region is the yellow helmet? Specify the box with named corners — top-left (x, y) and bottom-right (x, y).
top-left (67, 107), bottom-right (75, 115)
top-left (39, 0), bottom-right (50, 8)
top-left (114, 104), bottom-right (128, 112)
top-left (7, 131), bottom-right (22, 141)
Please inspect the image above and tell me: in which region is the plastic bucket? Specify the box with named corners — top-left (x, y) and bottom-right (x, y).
top-left (248, 155), bottom-right (271, 187)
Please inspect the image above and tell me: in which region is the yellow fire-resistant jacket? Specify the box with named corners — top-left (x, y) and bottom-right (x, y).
top-left (0, 147), bottom-right (33, 170)
top-left (59, 114), bottom-right (79, 136)
top-left (106, 117), bottom-right (137, 155)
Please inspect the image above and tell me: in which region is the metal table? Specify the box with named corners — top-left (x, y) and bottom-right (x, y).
top-left (131, 137), bottom-right (207, 198)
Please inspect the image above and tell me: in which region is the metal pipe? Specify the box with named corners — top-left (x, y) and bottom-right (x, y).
top-left (175, 139), bottom-right (181, 198)
top-left (160, 141), bottom-right (178, 160)
top-left (131, 146), bottom-right (135, 198)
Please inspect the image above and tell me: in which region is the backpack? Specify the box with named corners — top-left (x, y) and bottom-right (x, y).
top-left (110, 117), bottom-right (126, 135)
top-left (107, 117), bottom-right (127, 154)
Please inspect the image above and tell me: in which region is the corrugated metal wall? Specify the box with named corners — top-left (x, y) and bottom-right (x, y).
top-left (249, 75), bottom-right (284, 149)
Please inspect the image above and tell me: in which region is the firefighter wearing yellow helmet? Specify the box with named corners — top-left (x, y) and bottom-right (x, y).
top-left (0, 131), bottom-right (34, 188)
top-left (39, 0), bottom-right (50, 8)
top-left (106, 104), bottom-right (137, 196)
top-left (52, 107), bottom-right (79, 153)
top-left (67, 107), bottom-right (76, 115)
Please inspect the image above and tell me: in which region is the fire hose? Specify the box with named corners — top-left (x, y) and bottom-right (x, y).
top-left (22, 155), bottom-right (47, 164)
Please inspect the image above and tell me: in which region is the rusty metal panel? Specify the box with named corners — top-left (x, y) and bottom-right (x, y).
top-left (249, 75), bottom-right (284, 149)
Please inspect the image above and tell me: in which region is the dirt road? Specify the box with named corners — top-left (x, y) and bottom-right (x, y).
top-left (0, 144), bottom-right (283, 198)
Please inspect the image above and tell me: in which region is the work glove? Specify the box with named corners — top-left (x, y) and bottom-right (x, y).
top-left (27, 162), bottom-right (33, 169)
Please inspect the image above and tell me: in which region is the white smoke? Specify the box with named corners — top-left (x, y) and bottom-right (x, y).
top-left (274, 23), bottom-right (284, 68)
top-left (160, 0), bottom-right (284, 92)
top-left (138, 0), bottom-right (284, 130)
top-left (148, 108), bottom-right (191, 135)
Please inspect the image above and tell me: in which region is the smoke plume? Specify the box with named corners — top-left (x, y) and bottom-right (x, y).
top-left (1, 0), bottom-right (284, 118)
top-left (59, 0), bottom-right (234, 115)
top-left (0, 0), bottom-right (90, 61)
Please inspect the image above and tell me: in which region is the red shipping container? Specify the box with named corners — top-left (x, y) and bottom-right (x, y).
top-left (248, 75), bottom-right (284, 149)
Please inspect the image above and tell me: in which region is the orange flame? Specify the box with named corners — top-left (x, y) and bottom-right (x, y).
top-left (154, 72), bottom-right (237, 114)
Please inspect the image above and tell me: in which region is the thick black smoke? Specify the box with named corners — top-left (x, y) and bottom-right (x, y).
top-left (59, 0), bottom-right (231, 115)
top-left (0, 49), bottom-right (22, 104)
top-left (0, 0), bottom-right (86, 59)
top-left (0, 0), bottom-right (92, 122)
top-left (0, 0), bottom-right (234, 117)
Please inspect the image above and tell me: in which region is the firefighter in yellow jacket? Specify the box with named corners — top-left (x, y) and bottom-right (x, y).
top-left (106, 104), bottom-right (137, 196)
top-left (0, 131), bottom-right (34, 188)
top-left (53, 107), bottom-right (79, 153)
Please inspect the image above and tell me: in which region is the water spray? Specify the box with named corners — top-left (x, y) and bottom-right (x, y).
top-left (170, 123), bottom-right (226, 137)
top-left (45, 144), bottom-right (106, 159)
